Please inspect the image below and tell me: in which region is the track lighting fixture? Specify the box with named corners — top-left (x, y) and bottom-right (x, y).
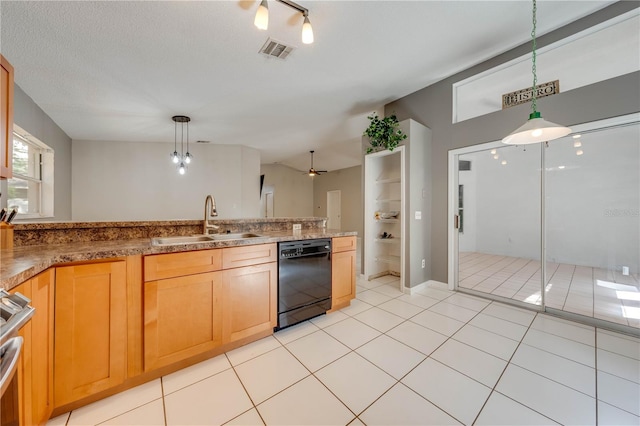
top-left (254, 0), bottom-right (269, 30)
top-left (254, 0), bottom-right (314, 45)
top-left (502, 0), bottom-right (570, 145)
top-left (170, 115), bottom-right (193, 175)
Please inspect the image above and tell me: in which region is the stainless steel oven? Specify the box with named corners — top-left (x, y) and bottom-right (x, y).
top-left (1, 289), bottom-right (35, 426)
top-left (276, 239), bottom-right (331, 330)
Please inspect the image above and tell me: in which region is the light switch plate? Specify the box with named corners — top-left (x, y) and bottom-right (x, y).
top-left (415, 211), bottom-right (422, 220)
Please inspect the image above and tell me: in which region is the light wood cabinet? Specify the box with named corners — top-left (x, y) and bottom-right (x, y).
top-left (144, 271), bottom-right (223, 371)
top-left (144, 249), bottom-right (222, 281)
top-left (222, 243), bottom-right (277, 269)
top-left (30, 269), bottom-right (55, 425)
top-left (222, 262), bottom-right (277, 344)
top-left (142, 243), bottom-right (278, 367)
top-left (54, 261), bottom-right (127, 407)
top-left (10, 281), bottom-right (32, 426)
top-left (1, 54), bottom-right (14, 179)
top-left (8, 271), bottom-right (54, 426)
top-left (332, 236), bottom-right (357, 252)
top-left (331, 236), bottom-right (357, 310)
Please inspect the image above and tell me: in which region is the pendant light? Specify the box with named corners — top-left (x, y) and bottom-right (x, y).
top-left (170, 115), bottom-right (193, 175)
top-left (502, 0), bottom-right (571, 145)
top-left (254, 0), bottom-right (314, 44)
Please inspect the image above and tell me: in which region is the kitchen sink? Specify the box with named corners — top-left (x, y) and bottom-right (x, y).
top-left (151, 235), bottom-right (215, 245)
top-left (211, 233), bottom-right (263, 241)
top-left (151, 233), bottom-right (264, 246)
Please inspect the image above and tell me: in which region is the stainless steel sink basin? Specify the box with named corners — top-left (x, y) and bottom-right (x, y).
top-left (152, 235), bottom-right (214, 245)
top-left (152, 233), bottom-right (264, 245)
top-left (211, 233), bottom-right (263, 241)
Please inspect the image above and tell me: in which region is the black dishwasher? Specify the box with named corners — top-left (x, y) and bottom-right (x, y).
top-left (276, 239), bottom-right (332, 330)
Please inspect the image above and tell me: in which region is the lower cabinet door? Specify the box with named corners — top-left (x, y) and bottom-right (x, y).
top-left (222, 262), bottom-right (277, 344)
top-left (144, 271), bottom-right (223, 371)
top-left (54, 261), bottom-right (127, 407)
top-left (331, 250), bottom-right (356, 309)
top-left (31, 269), bottom-right (55, 425)
top-left (10, 281), bottom-right (32, 426)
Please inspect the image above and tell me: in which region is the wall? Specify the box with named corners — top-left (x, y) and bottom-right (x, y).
top-left (385, 2), bottom-right (640, 282)
top-left (260, 163), bottom-right (313, 218)
top-left (10, 84), bottom-right (72, 220)
top-left (312, 165), bottom-right (362, 236)
top-left (72, 141), bottom-right (260, 221)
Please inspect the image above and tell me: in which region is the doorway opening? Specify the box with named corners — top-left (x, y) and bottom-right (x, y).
top-left (448, 113), bottom-right (640, 335)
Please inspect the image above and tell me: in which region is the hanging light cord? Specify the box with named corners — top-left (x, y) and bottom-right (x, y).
top-left (531, 0), bottom-right (538, 116)
top-left (174, 120), bottom-right (178, 152)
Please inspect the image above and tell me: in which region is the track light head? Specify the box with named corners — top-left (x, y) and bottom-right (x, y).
top-left (254, 0), bottom-right (269, 30)
top-left (302, 14), bottom-right (313, 44)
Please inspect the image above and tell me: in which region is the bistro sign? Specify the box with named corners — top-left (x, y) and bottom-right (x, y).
top-left (502, 80), bottom-right (560, 109)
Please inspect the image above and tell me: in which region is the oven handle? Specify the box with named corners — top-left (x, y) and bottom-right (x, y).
top-left (0, 336), bottom-right (23, 397)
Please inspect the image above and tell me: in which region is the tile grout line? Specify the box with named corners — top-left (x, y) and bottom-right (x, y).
top-left (160, 377), bottom-right (168, 426)
top-left (470, 310), bottom-right (552, 425)
top-left (223, 352), bottom-right (268, 426)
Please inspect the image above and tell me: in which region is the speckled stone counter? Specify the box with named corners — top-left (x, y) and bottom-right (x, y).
top-left (0, 226), bottom-right (356, 291)
top-left (12, 218), bottom-right (326, 246)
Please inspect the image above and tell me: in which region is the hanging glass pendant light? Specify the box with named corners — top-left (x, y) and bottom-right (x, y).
top-left (502, 0), bottom-right (571, 145)
top-left (170, 115), bottom-right (193, 174)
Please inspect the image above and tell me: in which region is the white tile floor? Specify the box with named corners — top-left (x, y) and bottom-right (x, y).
top-left (459, 252), bottom-right (640, 329)
top-left (48, 277), bottom-right (640, 426)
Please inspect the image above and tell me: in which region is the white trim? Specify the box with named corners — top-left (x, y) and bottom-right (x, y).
top-left (403, 280), bottom-right (449, 295)
top-left (452, 9), bottom-right (640, 124)
top-left (447, 150), bottom-right (457, 291)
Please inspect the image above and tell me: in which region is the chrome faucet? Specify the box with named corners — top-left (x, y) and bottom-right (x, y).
top-left (203, 195), bottom-right (219, 234)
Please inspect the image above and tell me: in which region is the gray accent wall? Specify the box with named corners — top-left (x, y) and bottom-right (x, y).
top-left (385, 2), bottom-right (640, 282)
top-left (12, 84), bottom-right (73, 221)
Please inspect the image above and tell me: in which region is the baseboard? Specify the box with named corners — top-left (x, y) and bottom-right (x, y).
top-left (404, 279), bottom-right (448, 295)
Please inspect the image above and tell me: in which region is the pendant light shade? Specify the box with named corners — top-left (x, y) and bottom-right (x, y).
top-left (254, 0), bottom-right (269, 30)
top-left (302, 14), bottom-right (314, 44)
top-left (502, 0), bottom-right (570, 145)
top-left (502, 112), bottom-right (572, 145)
top-left (170, 115), bottom-right (193, 175)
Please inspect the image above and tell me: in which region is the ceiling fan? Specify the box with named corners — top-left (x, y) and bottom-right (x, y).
top-left (306, 150), bottom-right (327, 176)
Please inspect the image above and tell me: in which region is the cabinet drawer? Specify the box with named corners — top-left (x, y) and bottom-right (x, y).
top-left (144, 249), bottom-right (222, 281)
top-left (332, 236), bottom-right (356, 253)
top-left (222, 243), bottom-right (277, 269)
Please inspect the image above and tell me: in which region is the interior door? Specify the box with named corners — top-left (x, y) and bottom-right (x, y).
top-left (327, 190), bottom-right (341, 230)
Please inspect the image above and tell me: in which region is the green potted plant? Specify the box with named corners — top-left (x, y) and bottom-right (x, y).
top-left (363, 113), bottom-right (407, 153)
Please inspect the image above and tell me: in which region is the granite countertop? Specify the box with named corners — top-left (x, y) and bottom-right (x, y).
top-left (11, 218), bottom-right (324, 230)
top-left (0, 229), bottom-right (356, 291)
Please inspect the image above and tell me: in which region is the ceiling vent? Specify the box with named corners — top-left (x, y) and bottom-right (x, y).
top-left (259, 38), bottom-right (295, 60)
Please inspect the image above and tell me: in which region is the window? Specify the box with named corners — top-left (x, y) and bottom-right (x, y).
top-left (7, 125), bottom-right (54, 218)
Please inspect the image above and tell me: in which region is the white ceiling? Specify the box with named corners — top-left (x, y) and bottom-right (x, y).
top-left (0, 1), bottom-right (614, 173)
